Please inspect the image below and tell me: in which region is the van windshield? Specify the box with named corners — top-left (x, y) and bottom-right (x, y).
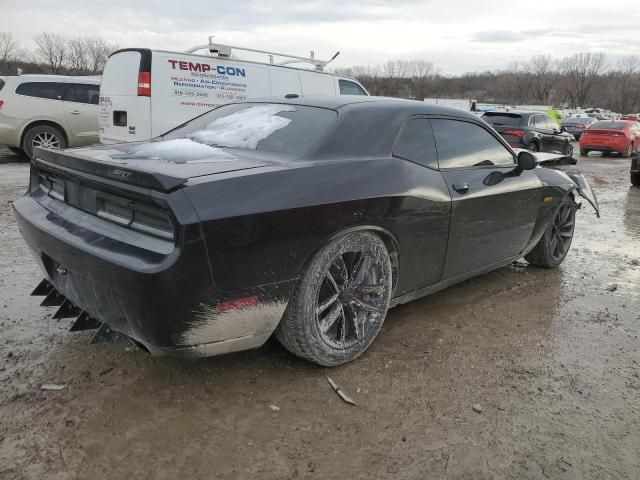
top-left (165, 103), bottom-right (337, 157)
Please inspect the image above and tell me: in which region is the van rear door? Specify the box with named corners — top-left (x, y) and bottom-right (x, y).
top-left (99, 49), bottom-right (152, 144)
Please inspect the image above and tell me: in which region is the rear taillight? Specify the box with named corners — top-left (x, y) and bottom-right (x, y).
top-left (502, 129), bottom-right (525, 137)
top-left (137, 71), bottom-right (151, 96)
top-left (0, 100), bottom-right (5, 109)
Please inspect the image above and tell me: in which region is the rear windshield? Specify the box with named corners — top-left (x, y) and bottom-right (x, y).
top-left (590, 121), bottom-right (627, 130)
top-left (0, 78), bottom-right (5, 91)
top-left (166, 103), bottom-right (337, 157)
top-left (481, 113), bottom-right (522, 126)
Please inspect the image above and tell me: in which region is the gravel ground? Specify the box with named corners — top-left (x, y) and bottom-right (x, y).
top-left (0, 145), bottom-right (639, 479)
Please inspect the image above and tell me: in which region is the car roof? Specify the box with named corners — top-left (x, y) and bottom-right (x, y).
top-left (3, 74), bottom-right (101, 84)
top-left (237, 95), bottom-right (482, 120)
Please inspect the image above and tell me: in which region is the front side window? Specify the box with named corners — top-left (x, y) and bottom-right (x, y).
top-left (393, 117), bottom-right (438, 169)
top-left (64, 84), bottom-right (100, 105)
top-left (431, 119), bottom-right (515, 169)
top-left (15, 82), bottom-right (64, 100)
top-left (534, 115), bottom-right (548, 129)
top-left (339, 79), bottom-right (367, 96)
top-left (0, 78), bottom-right (5, 91)
top-left (544, 115), bottom-right (559, 130)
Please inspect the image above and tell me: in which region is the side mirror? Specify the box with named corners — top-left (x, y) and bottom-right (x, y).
top-left (517, 151), bottom-right (537, 171)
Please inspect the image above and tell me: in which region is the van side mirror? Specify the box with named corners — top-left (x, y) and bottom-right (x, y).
top-left (517, 151), bottom-right (537, 171)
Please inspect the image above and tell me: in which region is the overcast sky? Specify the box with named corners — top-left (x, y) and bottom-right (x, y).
top-left (2, 0), bottom-right (640, 74)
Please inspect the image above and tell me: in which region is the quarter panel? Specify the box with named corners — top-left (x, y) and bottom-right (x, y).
top-left (184, 157), bottom-right (452, 297)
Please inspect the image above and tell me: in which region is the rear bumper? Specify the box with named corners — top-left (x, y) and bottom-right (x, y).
top-left (0, 119), bottom-right (21, 147)
top-left (580, 142), bottom-right (628, 154)
top-left (12, 194), bottom-right (291, 358)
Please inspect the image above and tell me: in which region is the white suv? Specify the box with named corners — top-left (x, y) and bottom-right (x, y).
top-left (0, 75), bottom-right (101, 158)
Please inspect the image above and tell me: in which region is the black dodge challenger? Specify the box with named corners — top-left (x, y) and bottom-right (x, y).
top-left (13, 97), bottom-right (599, 366)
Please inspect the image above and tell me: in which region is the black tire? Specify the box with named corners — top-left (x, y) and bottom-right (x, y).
top-left (631, 172), bottom-right (640, 186)
top-left (275, 231), bottom-right (393, 366)
top-left (525, 199), bottom-right (576, 268)
top-left (563, 142), bottom-right (574, 158)
top-left (528, 141), bottom-right (539, 152)
top-left (22, 125), bottom-right (67, 159)
top-left (621, 144), bottom-right (634, 158)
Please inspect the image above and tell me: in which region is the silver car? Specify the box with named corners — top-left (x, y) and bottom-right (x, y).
top-left (0, 74), bottom-right (100, 158)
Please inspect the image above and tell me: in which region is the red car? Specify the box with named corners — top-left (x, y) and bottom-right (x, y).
top-left (620, 114), bottom-right (640, 121)
top-left (579, 120), bottom-right (640, 157)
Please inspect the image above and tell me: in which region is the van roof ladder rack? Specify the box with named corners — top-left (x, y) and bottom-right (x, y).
top-left (185, 36), bottom-right (340, 72)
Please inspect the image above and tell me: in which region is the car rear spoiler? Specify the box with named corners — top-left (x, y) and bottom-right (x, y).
top-left (32, 147), bottom-right (187, 192)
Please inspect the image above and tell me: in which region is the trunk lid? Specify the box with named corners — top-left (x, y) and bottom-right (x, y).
top-left (33, 142), bottom-right (273, 192)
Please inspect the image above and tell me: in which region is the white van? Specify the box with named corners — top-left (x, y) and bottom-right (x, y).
top-left (99, 41), bottom-right (369, 143)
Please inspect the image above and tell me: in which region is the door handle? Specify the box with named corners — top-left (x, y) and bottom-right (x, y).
top-left (452, 183), bottom-right (470, 194)
top-left (69, 110), bottom-right (81, 115)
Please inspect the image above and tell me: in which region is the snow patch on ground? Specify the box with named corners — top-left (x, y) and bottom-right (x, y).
top-left (110, 139), bottom-right (236, 164)
top-left (187, 105), bottom-right (295, 149)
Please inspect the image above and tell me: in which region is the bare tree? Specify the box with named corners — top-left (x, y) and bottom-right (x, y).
top-left (85, 37), bottom-right (117, 73)
top-left (560, 52), bottom-right (606, 108)
top-left (409, 59), bottom-right (435, 99)
top-left (505, 61), bottom-right (531, 104)
top-left (0, 32), bottom-right (25, 74)
top-left (35, 32), bottom-right (68, 74)
top-left (526, 55), bottom-right (558, 104)
top-left (68, 37), bottom-right (90, 73)
top-left (608, 56), bottom-right (640, 113)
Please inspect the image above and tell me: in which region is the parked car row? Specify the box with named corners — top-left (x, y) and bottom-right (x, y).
top-left (481, 110), bottom-right (575, 157)
top-left (0, 75), bottom-right (101, 157)
top-left (579, 120), bottom-right (640, 158)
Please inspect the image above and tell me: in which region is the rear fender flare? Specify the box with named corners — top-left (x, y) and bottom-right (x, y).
top-left (301, 225), bottom-right (401, 295)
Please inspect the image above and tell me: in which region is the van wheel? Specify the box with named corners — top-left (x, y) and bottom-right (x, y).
top-left (22, 125), bottom-right (67, 159)
top-left (275, 231), bottom-right (393, 366)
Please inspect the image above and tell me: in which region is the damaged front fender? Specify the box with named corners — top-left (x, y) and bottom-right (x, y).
top-left (565, 171), bottom-right (600, 217)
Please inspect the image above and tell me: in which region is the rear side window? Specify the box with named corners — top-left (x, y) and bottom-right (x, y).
top-left (15, 82), bottom-right (64, 100)
top-left (170, 103), bottom-right (337, 157)
top-left (64, 84), bottom-right (100, 105)
top-left (393, 117), bottom-right (438, 169)
top-left (482, 113), bottom-right (522, 126)
top-left (339, 80), bottom-right (367, 96)
top-left (431, 119), bottom-right (515, 169)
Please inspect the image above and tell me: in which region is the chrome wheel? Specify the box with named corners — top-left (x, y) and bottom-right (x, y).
top-left (528, 142), bottom-right (539, 152)
top-left (316, 251), bottom-right (386, 350)
top-left (32, 131), bottom-right (61, 149)
top-left (550, 202), bottom-right (575, 261)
